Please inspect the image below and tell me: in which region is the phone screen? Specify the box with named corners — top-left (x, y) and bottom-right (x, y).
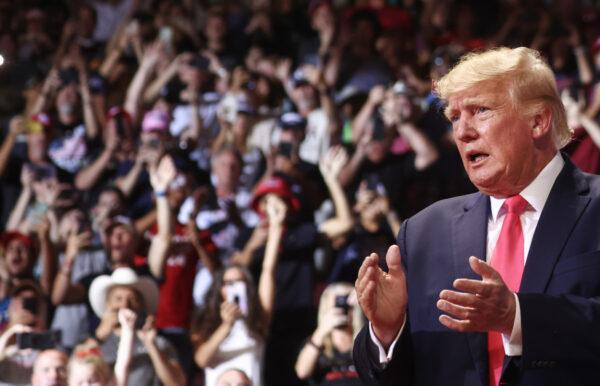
top-left (226, 281), bottom-right (248, 316)
top-left (16, 330), bottom-right (61, 350)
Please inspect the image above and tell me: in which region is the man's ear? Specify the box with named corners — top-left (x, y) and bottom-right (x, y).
top-left (531, 106), bottom-right (552, 139)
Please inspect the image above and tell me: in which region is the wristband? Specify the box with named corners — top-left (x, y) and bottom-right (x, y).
top-left (155, 190), bottom-right (168, 198)
top-left (307, 339), bottom-right (322, 351)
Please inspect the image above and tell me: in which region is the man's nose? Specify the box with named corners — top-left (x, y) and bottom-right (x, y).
top-left (453, 115), bottom-right (478, 142)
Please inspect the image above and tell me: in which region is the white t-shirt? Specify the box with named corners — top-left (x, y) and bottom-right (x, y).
top-left (204, 320), bottom-right (264, 386)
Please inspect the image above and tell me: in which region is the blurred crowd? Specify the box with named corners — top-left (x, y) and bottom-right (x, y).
top-left (0, 0), bottom-right (599, 385)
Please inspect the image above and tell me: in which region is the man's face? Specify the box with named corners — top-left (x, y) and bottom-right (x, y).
top-left (31, 350), bottom-right (68, 386)
top-left (108, 225), bottom-right (136, 263)
top-left (447, 86), bottom-right (539, 197)
top-left (213, 151), bottom-right (242, 189)
top-left (106, 286), bottom-right (143, 313)
top-left (5, 239), bottom-right (32, 277)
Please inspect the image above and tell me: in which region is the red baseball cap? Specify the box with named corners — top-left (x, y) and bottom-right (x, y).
top-left (251, 176), bottom-right (301, 216)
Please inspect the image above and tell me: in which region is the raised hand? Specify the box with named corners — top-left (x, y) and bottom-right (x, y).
top-left (319, 146), bottom-right (348, 180)
top-left (274, 58), bottom-right (292, 84)
top-left (317, 307), bottom-right (350, 336)
top-left (437, 256), bottom-right (516, 334)
top-left (20, 166), bottom-right (35, 190)
top-left (8, 116), bottom-right (25, 136)
top-left (117, 308), bottom-right (137, 333)
top-left (220, 301), bottom-right (242, 326)
top-left (355, 245), bottom-right (407, 347)
top-left (65, 228), bottom-right (92, 260)
top-left (149, 155), bottom-right (176, 192)
top-left (265, 195), bottom-right (287, 226)
top-left (137, 315), bottom-right (157, 347)
top-left (368, 85), bottom-right (386, 106)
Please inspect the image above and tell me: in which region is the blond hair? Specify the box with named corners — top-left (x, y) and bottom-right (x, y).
top-left (317, 283), bottom-right (364, 359)
top-left (68, 340), bottom-right (113, 385)
top-left (435, 47), bottom-right (571, 148)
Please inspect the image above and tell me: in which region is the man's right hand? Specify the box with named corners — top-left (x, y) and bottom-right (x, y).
top-left (355, 245), bottom-right (408, 348)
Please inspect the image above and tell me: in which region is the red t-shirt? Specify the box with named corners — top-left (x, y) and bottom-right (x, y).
top-left (146, 223), bottom-right (216, 329)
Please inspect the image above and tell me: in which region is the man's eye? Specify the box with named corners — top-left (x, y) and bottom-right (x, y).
top-left (449, 114), bottom-right (460, 123)
top-left (475, 106), bottom-right (489, 114)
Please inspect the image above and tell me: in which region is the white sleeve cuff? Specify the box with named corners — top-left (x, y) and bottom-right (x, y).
top-left (502, 293), bottom-right (523, 356)
top-left (368, 317), bottom-right (406, 364)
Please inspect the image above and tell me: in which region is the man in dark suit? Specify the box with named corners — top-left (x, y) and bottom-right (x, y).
top-left (353, 46), bottom-right (600, 386)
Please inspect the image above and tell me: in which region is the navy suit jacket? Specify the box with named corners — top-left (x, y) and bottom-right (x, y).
top-left (353, 157), bottom-right (600, 386)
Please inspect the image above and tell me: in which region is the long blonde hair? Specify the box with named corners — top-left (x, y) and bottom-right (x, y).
top-left (317, 283), bottom-right (364, 358)
top-left (435, 47), bottom-right (571, 148)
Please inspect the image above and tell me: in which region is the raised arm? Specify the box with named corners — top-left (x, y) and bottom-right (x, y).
top-left (6, 167), bottom-right (34, 231)
top-left (115, 309), bottom-right (136, 386)
top-left (143, 53), bottom-right (188, 104)
top-left (36, 216), bottom-right (57, 296)
top-left (147, 155), bottom-right (176, 279)
top-left (352, 86), bottom-right (385, 144)
top-left (74, 121), bottom-right (118, 190)
top-left (124, 42), bottom-right (162, 123)
top-left (138, 317), bottom-right (186, 386)
top-left (0, 116), bottom-right (24, 177)
top-left (77, 57), bottom-right (99, 140)
top-left (318, 146), bottom-right (354, 239)
top-left (258, 195), bottom-right (286, 322)
top-left (50, 230), bottom-right (91, 305)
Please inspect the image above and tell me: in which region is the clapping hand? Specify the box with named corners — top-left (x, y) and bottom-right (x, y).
top-left (355, 245), bottom-right (407, 347)
top-left (437, 256), bottom-right (516, 335)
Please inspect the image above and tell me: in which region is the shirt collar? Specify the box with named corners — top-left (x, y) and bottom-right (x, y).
top-left (490, 153), bottom-right (564, 222)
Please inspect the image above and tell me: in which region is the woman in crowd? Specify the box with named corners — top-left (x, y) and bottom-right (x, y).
top-left (192, 193), bottom-right (286, 386)
top-left (295, 282), bottom-right (363, 385)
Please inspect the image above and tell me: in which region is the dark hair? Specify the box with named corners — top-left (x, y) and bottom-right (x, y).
top-left (192, 264), bottom-right (269, 342)
top-left (349, 9), bottom-right (381, 38)
top-left (97, 186), bottom-right (126, 207)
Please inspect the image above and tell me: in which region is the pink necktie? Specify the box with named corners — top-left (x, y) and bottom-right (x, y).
top-left (488, 195), bottom-right (528, 386)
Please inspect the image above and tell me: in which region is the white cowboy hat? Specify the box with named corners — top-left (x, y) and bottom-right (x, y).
top-left (89, 267), bottom-right (159, 318)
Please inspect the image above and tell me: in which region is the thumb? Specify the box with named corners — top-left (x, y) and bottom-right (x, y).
top-left (469, 256), bottom-right (498, 280)
top-left (386, 245), bottom-right (403, 275)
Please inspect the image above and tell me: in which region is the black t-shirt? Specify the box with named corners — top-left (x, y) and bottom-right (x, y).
top-left (310, 348), bottom-right (362, 386)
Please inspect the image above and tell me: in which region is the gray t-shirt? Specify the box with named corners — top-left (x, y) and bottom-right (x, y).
top-left (101, 333), bottom-right (178, 386)
top-left (50, 248), bottom-right (107, 349)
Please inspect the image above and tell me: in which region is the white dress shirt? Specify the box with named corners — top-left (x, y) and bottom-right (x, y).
top-left (370, 153), bottom-right (565, 364)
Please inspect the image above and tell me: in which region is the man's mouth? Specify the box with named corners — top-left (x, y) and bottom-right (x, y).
top-left (467, 152), bottom-right (489, 164)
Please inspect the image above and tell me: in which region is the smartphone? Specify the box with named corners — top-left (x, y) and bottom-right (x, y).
top-left (334, 294), bottom-right (350, 328)
top-left (159, 26), bottom-right (173, 51)
top-left (226, 281), bottom-right (248, 316)
top-left (335, 294), bottom-right (350, 314)
top-left (16, 330), bottom-right (61, 350)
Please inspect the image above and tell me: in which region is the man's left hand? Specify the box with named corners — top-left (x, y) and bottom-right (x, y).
top-left (436, 256), bottom-right (516, 335)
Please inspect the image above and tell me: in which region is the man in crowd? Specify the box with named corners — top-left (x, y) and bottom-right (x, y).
top-left (354, 47), bottom-right (600, 385)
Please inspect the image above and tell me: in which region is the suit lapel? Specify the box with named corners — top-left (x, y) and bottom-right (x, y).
top-left (452, 193), bottom-right (490, 386)
top-left (520, 159), bottom-right (591, 293)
